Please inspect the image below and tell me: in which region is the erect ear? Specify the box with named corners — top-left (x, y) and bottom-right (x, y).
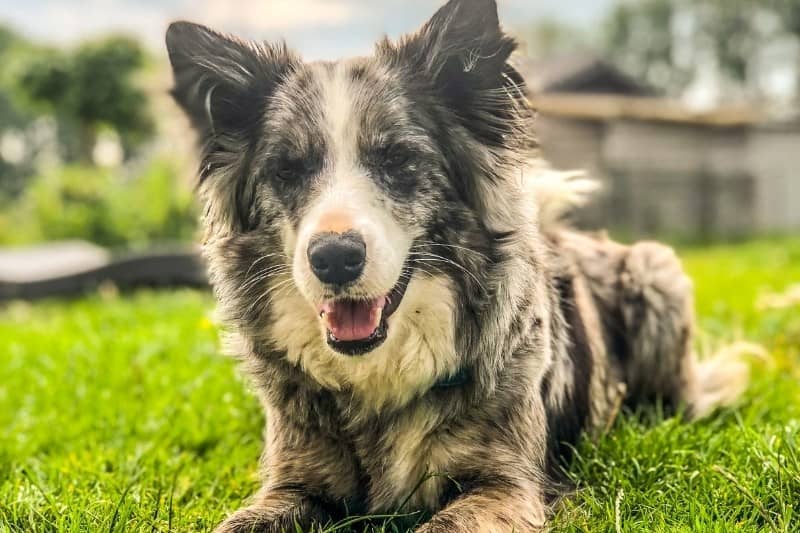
top-left (166, 22), bottom-right (297, 234)
top-left (165, 21), bottom-right (295, 143)
top-left (386, 0), bottom-right (528, 147)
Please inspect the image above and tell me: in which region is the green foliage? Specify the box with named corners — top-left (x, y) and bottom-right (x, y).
top-left (519, 19), bottom-right (589, 59)
top-left (604, 0), bottom-right (688, 93)
top-left (0, 159), bottom-right (197, 248)
top-left (0, 26), bottom-right (156, 204)
top-left (0, 26), bottom-right (19, 54)
top-left (0, 26), bottom-right (39, 198)
top-left (0, 238), bottom-right (799, 531)
top-left (15, 35), bottom-right (154, 162)
top-left (603, 0), bottom-right (800, 97)
top-left (0, 27), bottom-right (183, 248)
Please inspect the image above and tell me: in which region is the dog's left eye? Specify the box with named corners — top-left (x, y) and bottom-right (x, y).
top-left (381, 146), bottom-right (410, 169)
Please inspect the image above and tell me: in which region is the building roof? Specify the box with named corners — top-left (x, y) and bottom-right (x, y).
top-left (514, 53), bottom-right (654, 96)
top-left (529, 93), bottom-right (765, 127)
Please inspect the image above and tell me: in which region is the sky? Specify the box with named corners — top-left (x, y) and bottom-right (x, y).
top-left (0, 0), bottom-right (614, 59)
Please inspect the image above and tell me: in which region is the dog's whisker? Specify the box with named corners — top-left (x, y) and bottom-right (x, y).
top-left (243, 253), bottom-right (289, 279)
top-left (244, 277), bottom-right (296, 317)
top-left (267, 283), bottom-right (300, 307)
top-left (411, 241), bottom-right (491, 262)
top-left (407, 252), bottom-right (487, 293)
top-left (239, 265), bottom-right (293, 292)
top-left (243, 255), bottom-right (270, 280)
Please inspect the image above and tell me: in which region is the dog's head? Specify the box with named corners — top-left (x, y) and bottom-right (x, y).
top-left (167, 0), bottom-right (535, 405)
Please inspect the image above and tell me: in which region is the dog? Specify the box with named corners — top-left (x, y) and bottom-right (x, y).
top-left (165, 0), bottom-right (749, 530)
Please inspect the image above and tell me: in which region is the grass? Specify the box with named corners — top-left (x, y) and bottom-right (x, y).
top-left (1, 237), bottom-right (799, 532)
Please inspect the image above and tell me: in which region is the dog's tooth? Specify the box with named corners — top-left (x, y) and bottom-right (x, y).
top-left (321, 311), bottom-right (334, 333)
top-left (374, 307), bottom-right (383, 327)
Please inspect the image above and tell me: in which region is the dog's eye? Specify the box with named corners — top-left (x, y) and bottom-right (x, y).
top-left (381, 146), bottom-right (410, 169)
top-left (275, 159), bottom-right (303, 181)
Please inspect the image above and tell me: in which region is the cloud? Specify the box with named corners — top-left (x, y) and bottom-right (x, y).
top-left (0, 0), bottom-right (613, 59)
top-left (198, 0), bottom-right (355, 32)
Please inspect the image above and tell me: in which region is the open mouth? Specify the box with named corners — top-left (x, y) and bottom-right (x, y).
top-left (318, 269), bottom-right (412, 356)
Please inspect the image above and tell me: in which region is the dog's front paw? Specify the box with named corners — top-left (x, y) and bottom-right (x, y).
top-left (414, 520), bottom-right (454, 533)
top-left (214, 504), bottom-right (305, 533)
top-left (214, 506), bottom-right (274, 533)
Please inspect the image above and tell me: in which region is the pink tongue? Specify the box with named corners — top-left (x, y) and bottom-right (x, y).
top-left (321, 297), bottom-right (385, 342)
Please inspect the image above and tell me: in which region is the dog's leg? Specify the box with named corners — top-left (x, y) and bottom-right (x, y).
top-left (559, 232), bottom-right (697, 407)
top-left (214, 489), bottom-right (329, 533)
top-left (416, 484), bottom-right (547, 533)
top-left (618, 241), bottom-right (750, 417)
top-left (215, 407), bottom-right (359, 533)
top-left (617, 241), bottom-right (695, 405)
top-left (556, 231), bottom-right (749, 418)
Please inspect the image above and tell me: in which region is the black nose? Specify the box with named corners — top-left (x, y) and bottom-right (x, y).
top-left (307, 231), bottom-right (366, 286)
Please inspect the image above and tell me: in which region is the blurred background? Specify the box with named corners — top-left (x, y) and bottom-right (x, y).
top-left (3, 5), bottom-right (799, 530)
top-left (0, 0), bottom-right (798, 294)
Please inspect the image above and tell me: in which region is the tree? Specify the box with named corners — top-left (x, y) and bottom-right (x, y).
top-left (16, 36), bottom-right (154, 163)
top-left (603, 0), bottom-right (800, 102)
top-left (0, 25), bottom-right (20, 55)
top-left (604, 0), bottom-right (689, 93)
top-left (518, 19), bottom-right (588, 60)
top-left (0, 25), bottom-right (38, 199)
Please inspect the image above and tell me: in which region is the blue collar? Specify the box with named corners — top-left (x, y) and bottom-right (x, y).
top-left (433, 368), bottom-right (470, 389)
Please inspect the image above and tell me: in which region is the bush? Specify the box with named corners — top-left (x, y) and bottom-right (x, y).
top-left (0, 159), bottom-right (197, 248)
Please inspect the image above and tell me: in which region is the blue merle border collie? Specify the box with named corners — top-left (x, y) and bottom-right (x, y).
top-left (166, 1), bottom-right (749, 530)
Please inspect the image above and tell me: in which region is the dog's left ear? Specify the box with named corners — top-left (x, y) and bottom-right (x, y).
top-left (386, 0), bottom-right (526, 146)
top-left (165, 22), bottom-right (297, 233)
top-left (166, 21), bottom-right (295, 144)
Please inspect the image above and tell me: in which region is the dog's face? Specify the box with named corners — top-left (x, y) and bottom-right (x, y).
top-left (262, 59), bottom-right (444, 356)
top-left (167, 0), bottom-right (531, 403)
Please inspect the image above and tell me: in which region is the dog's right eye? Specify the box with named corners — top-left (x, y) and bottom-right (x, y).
top-left (275, 159), bottom-right (303, 181)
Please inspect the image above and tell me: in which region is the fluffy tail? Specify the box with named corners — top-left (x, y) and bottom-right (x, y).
top-left (685, 342), bottom-right (766, 419)
top-left (523, 163), bottom-right (600, 231)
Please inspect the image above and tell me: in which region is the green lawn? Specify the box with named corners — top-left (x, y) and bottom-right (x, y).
top-left (1, 238), bottom-right (799, 532)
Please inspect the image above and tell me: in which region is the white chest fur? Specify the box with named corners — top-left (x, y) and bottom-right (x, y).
top-left (365, 405), bottom-right (458, 512)
top-left (268, 276), bottom-right (460, 413)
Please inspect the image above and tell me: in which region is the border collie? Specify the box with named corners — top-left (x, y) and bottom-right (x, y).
top-left (166, 1), bottom-right (749, 530)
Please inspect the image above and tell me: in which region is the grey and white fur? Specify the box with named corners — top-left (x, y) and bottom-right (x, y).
top-left (165, 1), bottom-right (749, 530)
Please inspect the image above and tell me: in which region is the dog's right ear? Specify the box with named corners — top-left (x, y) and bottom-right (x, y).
top-left (382, 0), bottom-right (526, 152)
top-left (166, 22), bottom-right (296, 235)
top-left (165, 21), bottom-right (295, 143)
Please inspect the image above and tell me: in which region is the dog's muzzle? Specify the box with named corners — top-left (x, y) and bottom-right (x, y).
top-left (306, 231), bottom-right (411, 356)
